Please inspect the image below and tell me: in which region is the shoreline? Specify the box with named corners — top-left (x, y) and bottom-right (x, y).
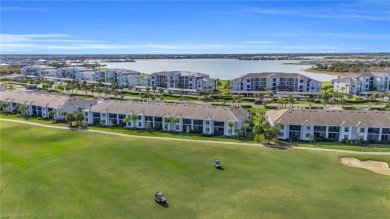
top-left (304, 68), bottom-right (343, 76)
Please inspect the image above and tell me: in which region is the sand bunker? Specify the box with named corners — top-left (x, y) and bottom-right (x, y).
top-left (340, 158), bottom-right (390, 176)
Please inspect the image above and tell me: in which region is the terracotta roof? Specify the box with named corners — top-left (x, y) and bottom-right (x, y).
top-left (84, 101), bottom-right (248, 122)
top-left (267, 109), bottom-right (390, 127)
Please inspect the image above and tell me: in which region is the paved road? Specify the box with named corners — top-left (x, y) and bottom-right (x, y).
top-left (2, 118), bottom-right (390, 155)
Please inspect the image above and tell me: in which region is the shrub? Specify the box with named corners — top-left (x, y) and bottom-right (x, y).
top-left (265, 105), bottom-right (278, 109)
top-left (314, 99), bottom-right (321, 103)
top-left (315, 138), bottom-right (336, 142)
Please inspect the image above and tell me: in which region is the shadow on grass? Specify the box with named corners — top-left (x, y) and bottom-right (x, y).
top-left (157, 202), bottom-right (170, 208)
top-left (264, 144), bottom-right (291, 150)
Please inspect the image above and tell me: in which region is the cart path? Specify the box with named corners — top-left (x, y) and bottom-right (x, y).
top-left (1, 118), bottom-right (390, 155)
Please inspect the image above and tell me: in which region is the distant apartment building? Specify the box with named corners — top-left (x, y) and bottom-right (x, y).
top-left (1, 90), bottom-right (97, 120)
top-left (83, 101), bottom-right (248, 136)
top-left (21, 65), bottom-right (57, 77)
top-left (114, 69), bottom-right (142, 87)
top-left (147, 71), bottom-right (216, 90)
top-left (332, 72), bottom-right (390, 94)
top-left (230, 72), bottom-right (322, 92)
top-left (267, 109), bottom-right (390, 142)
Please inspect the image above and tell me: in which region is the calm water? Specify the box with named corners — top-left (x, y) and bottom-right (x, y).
top-left (102, 59), bottom-right (336, 81)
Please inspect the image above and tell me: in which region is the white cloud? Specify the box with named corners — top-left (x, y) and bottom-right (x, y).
top-left (241, 41), bottom-right (278, 44)
top-left (0, 6), bottom-right (47, 11)
top-left (0, 33), bottom-right (384, 54)
top-left (243, 6), bottom-right (390, 21)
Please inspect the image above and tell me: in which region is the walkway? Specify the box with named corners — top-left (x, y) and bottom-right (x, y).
top-left (1, 118), bottom-right (390, 155)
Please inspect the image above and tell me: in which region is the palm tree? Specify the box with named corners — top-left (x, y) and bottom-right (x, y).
top-left (158, 87), bottom-right (164, 97)
top-left (123, 115), bottom-right (131, 127)
top-left (164, 117), bottom-right (171, 132)
top-left (73, 111), bottom-right (85, 126)
top-left (252, 124), bottom-right (262, 142)
top-left (287, 95), bottom-right (295, 108)
top-left (17, 104), bottom-right (29, 118)
top-left (48, 110), bottom-right (56, 122)
top-left (152, 86), bottom-right (157, 95)
top-left (234, 128), bottom-right (241, 139)
top-left (65, 112), bottom-right (75, 126)
top-left (0, 101), bottom-right (8, 113)
top-left (172, 118), bottom-right (180, 132)
top-left (228, 121), bottom-right (235, 136)
top-left (145, 120), bottom-right (152, 131)
top-left (130, 115), bottom-right (138, 129)
top-left (242, 122), bottom-right (250, 138)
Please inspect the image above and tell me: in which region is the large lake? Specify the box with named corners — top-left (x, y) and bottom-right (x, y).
top-left (102, 59), bottom-right (336, 81)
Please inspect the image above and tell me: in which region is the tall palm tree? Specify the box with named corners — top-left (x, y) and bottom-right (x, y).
top-left (252, 124), bottom-right (262, 142)
top-left (158, 87), bottom-right (164, 97)
top-left (48, 110), bottom-right (56, 122)
top-left (164, 117), bottom-right (171, 131)
top-left (287, 95), bottom-right (295, 108)
top-left (228, 121), bottom-right (235, 136)
top-left (123, 115), bottom-right (131, 127)
top-left (172, 118), bottom-right (180, 132)
top-left (130, 115), bottom-right (138, 129)
top-left (242, 122), bottom-right (250, 138)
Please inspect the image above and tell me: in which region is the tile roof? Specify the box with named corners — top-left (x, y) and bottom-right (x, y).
top-left (1, 90), bottom-right (97, 109)
top-left (84, 101), bottom-right (248, 122)
top-left (267, 109), bottom-right (390, 127)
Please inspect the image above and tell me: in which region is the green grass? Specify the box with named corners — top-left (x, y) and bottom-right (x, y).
top-left (288, 141), bottom-right (390, 152)
top-left (1, 121), bottom-right (390, 218)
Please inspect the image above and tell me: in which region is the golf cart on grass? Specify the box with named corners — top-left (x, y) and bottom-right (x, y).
top-left (155, 192), bottom-right (167, 205)
top-left (213, 159), bottom-right (221, 169)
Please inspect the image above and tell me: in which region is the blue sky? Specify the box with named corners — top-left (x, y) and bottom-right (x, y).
top-left (1, 0), bottom-right (389, 54)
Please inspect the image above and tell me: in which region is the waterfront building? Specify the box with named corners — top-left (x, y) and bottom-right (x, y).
top-left (147, 71), bottom-right (216, 90)
top-left (230, 72), bottom-right (322, 93)
top-left (332, 72), bottom-right (390, 94)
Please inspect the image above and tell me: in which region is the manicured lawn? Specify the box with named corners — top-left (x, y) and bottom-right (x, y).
top-left (1, 121), bottom-right (390, 218)
top-left (283, 141), bottom-right (390, 152)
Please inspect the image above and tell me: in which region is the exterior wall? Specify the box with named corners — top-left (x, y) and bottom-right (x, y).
top-left (231, 74), bottom-right (321, 92)
top-left (270, 122), bottom-right (389, 142)
top-left (332, 73), bottom-right (390, 95)
top-left (83, 112), bottom-right (245, 136)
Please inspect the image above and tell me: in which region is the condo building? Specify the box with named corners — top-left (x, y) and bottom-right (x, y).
top-left (230, 72), bottom-right (322, 92)
top-left (332, 72), bottom-right (390, 94)
top-left (0, 90), bottom-right (97, 120)
top-left (146, 71), bottom-right (216, 90)
top-left (83, 101), bottom-right (248, 136)
top-left (267, 109), bottom-right (390, 142)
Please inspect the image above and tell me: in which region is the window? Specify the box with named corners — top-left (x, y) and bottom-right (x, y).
top-left (344, 135), bottom-right (348, 139)
top-left (280, 125), bottom-right (284, 129)
top-left (205, 121), bottom-right (210, 125)
top-left (138, 116), bottom-right (141, 120)
top-left (138, 122), bottom-right (142, 127)
top-left (306, 126), bottom-right (310, 130)
top-left (206, 128), bottom-right (210, 132)
top-left (360, 128), bottom-right (365, 133)
top-left (344, 127), bottom-right (349, 132)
